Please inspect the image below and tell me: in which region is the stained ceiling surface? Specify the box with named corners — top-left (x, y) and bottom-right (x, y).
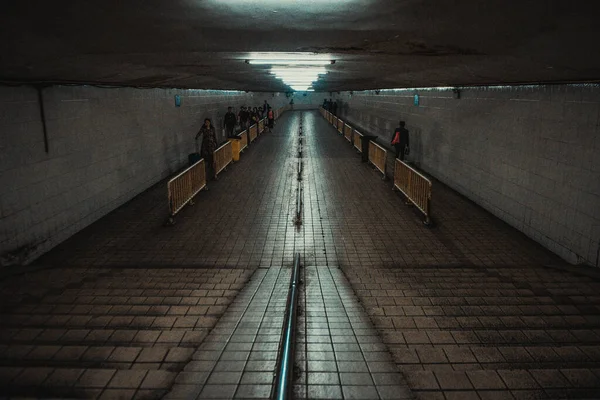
top-left (1, 0), bottom-right (599, 91)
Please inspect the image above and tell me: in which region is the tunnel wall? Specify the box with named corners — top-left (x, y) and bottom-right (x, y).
top-left (332, 85), bottom-right (600, 266)
top-left (0, 85), bottom-right (289, 265)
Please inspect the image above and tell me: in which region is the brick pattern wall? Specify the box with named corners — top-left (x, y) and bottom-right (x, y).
top-left (0, 85), bottom-right (288, 264)
top-left (333, 85), bottom-right (600, 266)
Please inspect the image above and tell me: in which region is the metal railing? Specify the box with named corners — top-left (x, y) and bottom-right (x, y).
top-left (344, 124), bottom-right (352, 142)
top-left (167, 159), bottom-right (206, 220)
top-left (394, 159), bottom-right (432, 225)
top-left (353, 130), bottom-right (363, 152)
top-left (368, 140), bottom-right (387, 178)
top-left (213, 141), bottom-right (232, 178)
top-left (258, 119), bottom-right (265, 134)
top-left (238, 129), bottom-right (248, 152)
top-left (327, 111), bottom-right (332, 123)
top-left (337, 119), bottom-right (344, 134)
top-left (249, 123), bottom-right (258, 142)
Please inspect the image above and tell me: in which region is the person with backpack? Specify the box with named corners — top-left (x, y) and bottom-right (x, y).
top-left (391, 121), bottom-right (410, 161)
top-left (267, 107), bottom-right (275, 132)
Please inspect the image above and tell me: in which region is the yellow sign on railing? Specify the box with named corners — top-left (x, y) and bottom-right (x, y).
top-left (344, 124), bottom-right (352, 142)
top-left (368, 141), bottom-right (387, 178)
top-left (229, 130), bottom-right (247, 162)
top-left (214, 141), bottom-right (232, 178)
top-left (258, 119), bottom-right (265, 134)
top-left (353, 130), bottom-right (363, 152)
top-left (168, 159), bottom-right (206, 218)
top-left (393, 159), bottom-right (432, 225)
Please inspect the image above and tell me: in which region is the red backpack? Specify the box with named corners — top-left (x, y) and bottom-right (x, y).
top-left (391, 130), bottom-right (401, 145)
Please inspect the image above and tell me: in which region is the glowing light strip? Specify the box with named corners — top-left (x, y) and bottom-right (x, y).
top-left (248, 59), bottom-right (333, 66)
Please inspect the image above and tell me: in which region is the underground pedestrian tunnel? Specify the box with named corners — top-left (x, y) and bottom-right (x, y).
top-left (1, 1), bottom-right (600, 399)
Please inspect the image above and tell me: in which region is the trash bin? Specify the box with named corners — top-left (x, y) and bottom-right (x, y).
top-left (360, 135), bottom-right (377, 163)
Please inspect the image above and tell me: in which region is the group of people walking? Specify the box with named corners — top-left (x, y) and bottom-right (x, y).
top-left (322, 98), bottom-right (337, 115)
top-left (195, 100), bottom-right (276, 180)
top-left (226, 100), bottom-right (274, 136)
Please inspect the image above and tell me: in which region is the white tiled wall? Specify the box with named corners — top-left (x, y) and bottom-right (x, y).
top-left (0, 85), bottom-right (288, 265)
top-left (333, 85), bottom-right (600, 266)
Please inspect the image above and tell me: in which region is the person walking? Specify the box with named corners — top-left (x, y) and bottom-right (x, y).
top-left (224, 107), bottom-right (237, 137)
top-left (331, 100), bottom-right (338, 116)
top-left (267, 107), bottom-right (275, 132)
top-left (238, 106), bottom-right (248, 131)
top-left (251, 107), bottom-right (259, 125)
top-left (391, 121), bottom-right (410, 161)
top-left (196, 118), bottom-right (218, 179)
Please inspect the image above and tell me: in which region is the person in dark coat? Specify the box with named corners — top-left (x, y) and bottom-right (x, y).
top-left (391, 121), bottom-right (410, 161)
top-left (224, 107), bottom-right (237, 137)
top-left (331, 101), bottom-right (338, 116)
top-left (196, 118), bottom-right (217, 179)
top-left (238, 106), bottom-right (248, 131)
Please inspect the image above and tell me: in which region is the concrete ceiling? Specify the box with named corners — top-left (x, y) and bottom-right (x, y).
top-left (1, 0), bottom-right (599, 91)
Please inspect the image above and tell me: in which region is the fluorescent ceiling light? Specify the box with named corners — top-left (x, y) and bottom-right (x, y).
top-left (270, 67), bottom-right (327, 72)
top-left (248, 59), bottom-right (333, 66)
top-left (281, 81), bottom-right (318, 84)
top-left (274, 77), bottom-right (321, 81)
top-left (273, 72), bottom-right (326, 78)
top-left (290, 86), bottom-right (311, 91)
top-left (245, 53), bottom-right (331, 91)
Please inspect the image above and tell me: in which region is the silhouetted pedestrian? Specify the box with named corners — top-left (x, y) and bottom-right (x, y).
top-left (391, 121), bottom-right (410, 161)
top-left (224, 107), bottom-right (237, 137)
top-left (238, 106), bottom-right (248, 130)
top-left (196, 118), bottom-right (217, 179)
top-left (332, 101), bottom-right (337, 116)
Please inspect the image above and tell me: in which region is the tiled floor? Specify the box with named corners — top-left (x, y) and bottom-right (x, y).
top-left (166, 267), bottom-right (290, 399)
top-left (1, 110), bottom-right (599, 399)
top-left (294, 266), bottom-right (412, 400)
top-left (0, 267), bottom-right (251, 399)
